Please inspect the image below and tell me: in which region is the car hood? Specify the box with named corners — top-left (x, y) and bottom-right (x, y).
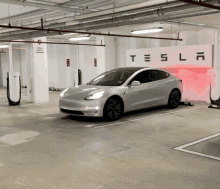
top-left (62, 85), bottom-right (113, 100)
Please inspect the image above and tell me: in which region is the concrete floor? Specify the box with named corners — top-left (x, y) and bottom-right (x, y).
top-left (0, 87), bottom-right (220, 189)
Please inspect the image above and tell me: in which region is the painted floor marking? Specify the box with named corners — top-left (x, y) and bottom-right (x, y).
top-left (92, 106), bottom-right (207, 129)
top-left (85, 124), bottom-right (95, 128)
top-left (174, 133), bottom-right (220, 161)
top-left (0, 131), bottom-right (40, 145)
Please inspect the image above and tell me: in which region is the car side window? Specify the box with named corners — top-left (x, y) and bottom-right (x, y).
top-left (149, 70), bottom-right (170, 82)
top-left (128, 71), bottom-right (151, 85)
top-left (160, 71), bottom-right (170, 79)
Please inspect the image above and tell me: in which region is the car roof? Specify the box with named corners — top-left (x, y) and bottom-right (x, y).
top-left (110, 67), bottom-right (171, 74)
top-left (111, 67), bottom-right (148, 72)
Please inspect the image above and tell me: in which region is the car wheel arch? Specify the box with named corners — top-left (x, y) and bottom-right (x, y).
top-left (103, 95), bottom-right (125, 114)
top-left (167, 88), bottom-right (182, 107)
top-left (171, 88), bottom-right (182, 99)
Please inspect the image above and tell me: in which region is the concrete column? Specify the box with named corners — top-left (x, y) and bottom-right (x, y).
top-left (26, 37), bottom-right (49, 103)
top-left (96, 36), bottom-right (106, 76)
top-left (0, 54), bottom-right (3, 87)
top-left (104, 36), bottom-right (116, 71)
top-left (211, 30), bottom-right (220, 101)
top-left (26, 43), bottom-right (34, 102)
top-left (70, 45), bottom-right (78, 87)
top-left (9, 43), bottom-right (13, 72)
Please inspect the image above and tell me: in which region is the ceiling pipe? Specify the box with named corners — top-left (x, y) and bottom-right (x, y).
top-left (0, 0), bottom-right (177, 25)
top-left (0, 0), bottom-right (178, 26)
top-left (0, 8), bottom-right (215, 40)
top-left (0, 0), bottom-right (90, 13)
top-left (0, 40), bottom-right (105, 47)
top-left (27, 0), bottom-right (100, 11)
top-left (0, 24), bottom-right (182, 41)
top-left (0, 1), bottom-right (185, 34)
top-left (0, 1), bottom-right (217, 40)
top-left (41, 1), bottom-right (217, 31)
top-left (0, 9), bottom-right (54, 24)
top-left (19, 1), bottom-right (185, 30)
top-left (179, 0), bottom-right (220, 10)
top-left (19, 0), bottom-right (217, 27)
top-left (0, 2), bottom-right (205, 37)
top-left (0, 0), bottom-right (216, 38)
top-left (83, 8), bottom-right (220, 31)
top-left (0, 0), bottom-right (90, 24)
top-left (59, 0), bottom-right (106, 7)
top-left (0, 6), bottom-right (218, 41)
top-left (159, 20), bottom-right (220, 29)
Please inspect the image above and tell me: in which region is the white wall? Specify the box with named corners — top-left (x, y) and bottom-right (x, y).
top-left (20, 45), bottom-right (27, 86)
top-left (69, 45), bottom-right (78, 86)
top-left (114, 29), bottom-right (220, 102)
top-left (0, 47), bottom-right (22, 87)
top-left (47, 44), bottom-right (79, 88)
top-left (0, 48), bottom-right (22, 87)
top-left (78, 45), bottom-right (97, 84)
top-left (1, 49), bottom-right (9, 87)
top-left (104, 37), bottom-right (116, 72)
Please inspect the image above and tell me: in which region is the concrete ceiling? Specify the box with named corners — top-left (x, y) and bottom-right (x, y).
top-left (0, 0), bottom-right (219, 42)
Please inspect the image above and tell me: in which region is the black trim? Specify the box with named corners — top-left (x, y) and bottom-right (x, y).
top-left (60, 108), bottom-right (84, 115)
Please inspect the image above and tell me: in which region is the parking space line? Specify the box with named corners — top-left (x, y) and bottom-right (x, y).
top-left (85, 124), bottom-right (95, 127)
top-left (174, 133), bottom-right (220, 161)
top-left (174, 148), bottom-right (220, 161)
top-left (92, 106), bottom-right (207, 129)
top-left (174, 133), bottom-right (220, 150)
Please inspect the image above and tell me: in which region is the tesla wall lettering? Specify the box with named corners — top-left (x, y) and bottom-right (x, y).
top-left (130, 52), bottom-right (205, 62)
top-left (144, 54), bottom-right (150, 62)
top-left (197, 52), bottom-right (205, 60)
top-left (130, 55), bottom-right (136, 62)
top-left (161, 54), bottom-right (168, 61)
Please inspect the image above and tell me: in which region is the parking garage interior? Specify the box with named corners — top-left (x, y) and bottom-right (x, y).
top-left (0, 0), bottom-right (220, 189)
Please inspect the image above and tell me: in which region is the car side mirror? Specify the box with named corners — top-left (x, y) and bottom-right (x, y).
top-left (130, 81), bottom-right (140, 86)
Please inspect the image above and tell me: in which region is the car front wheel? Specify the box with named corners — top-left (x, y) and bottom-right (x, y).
top-left (104, 97), bottom-right (123, 121)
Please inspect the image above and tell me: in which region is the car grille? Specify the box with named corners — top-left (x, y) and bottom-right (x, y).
top-left (60, 109), bottom-right (84, 115)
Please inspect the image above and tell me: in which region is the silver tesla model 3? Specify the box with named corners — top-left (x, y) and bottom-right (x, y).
top-left (59, 67), bottom-right (183, 121)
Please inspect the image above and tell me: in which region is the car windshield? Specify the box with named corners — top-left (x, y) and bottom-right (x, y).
top-left (87, 69), bottom-right (137, 86)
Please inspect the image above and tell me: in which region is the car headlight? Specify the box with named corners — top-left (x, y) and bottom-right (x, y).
top-left (59, 88), bottom-right (69, 99)
top-left (84, 91), bottom-right (105, 100)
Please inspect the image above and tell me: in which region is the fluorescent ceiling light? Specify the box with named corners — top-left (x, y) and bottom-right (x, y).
top-left (131, 28), bottom-right (163, 34)
top-left (64, 33), bottom-right (77, 36)
top-left (69, 36), bottom-right (90, 41)
top-left (0, 45), bottom-right (9, 48)
top-left (182, 21), bottom-right (206, 26)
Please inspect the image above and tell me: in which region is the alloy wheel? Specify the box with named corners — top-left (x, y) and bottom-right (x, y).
top-left (168, 90), bottom-right (181, 108)
top-left (104, 98), bottom-right (122, 121)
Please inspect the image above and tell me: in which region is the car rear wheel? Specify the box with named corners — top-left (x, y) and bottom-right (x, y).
top-left (104, 97), bottom-right (123, 121)
top-left (167, 89), bottom-right (181, 109)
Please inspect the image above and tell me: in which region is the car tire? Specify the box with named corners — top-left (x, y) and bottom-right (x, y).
top-left (103, 97), bottom-right (123, 121)
top-left (167, 89), bottom-right (181, 109)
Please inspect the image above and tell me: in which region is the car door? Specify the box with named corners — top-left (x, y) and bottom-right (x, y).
top-left (124, 70), bottom-right (156, 111)
top-left (147, 70), bottom-right (172, 105)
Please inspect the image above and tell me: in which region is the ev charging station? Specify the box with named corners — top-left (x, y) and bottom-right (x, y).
top-left (7, 43), bottom-right (21, 106)
top-left (7, 72), bottom-right (21, 105)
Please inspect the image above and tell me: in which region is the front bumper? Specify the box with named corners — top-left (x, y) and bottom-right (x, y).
top-left (59, 98), bottom-right (106, 117)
